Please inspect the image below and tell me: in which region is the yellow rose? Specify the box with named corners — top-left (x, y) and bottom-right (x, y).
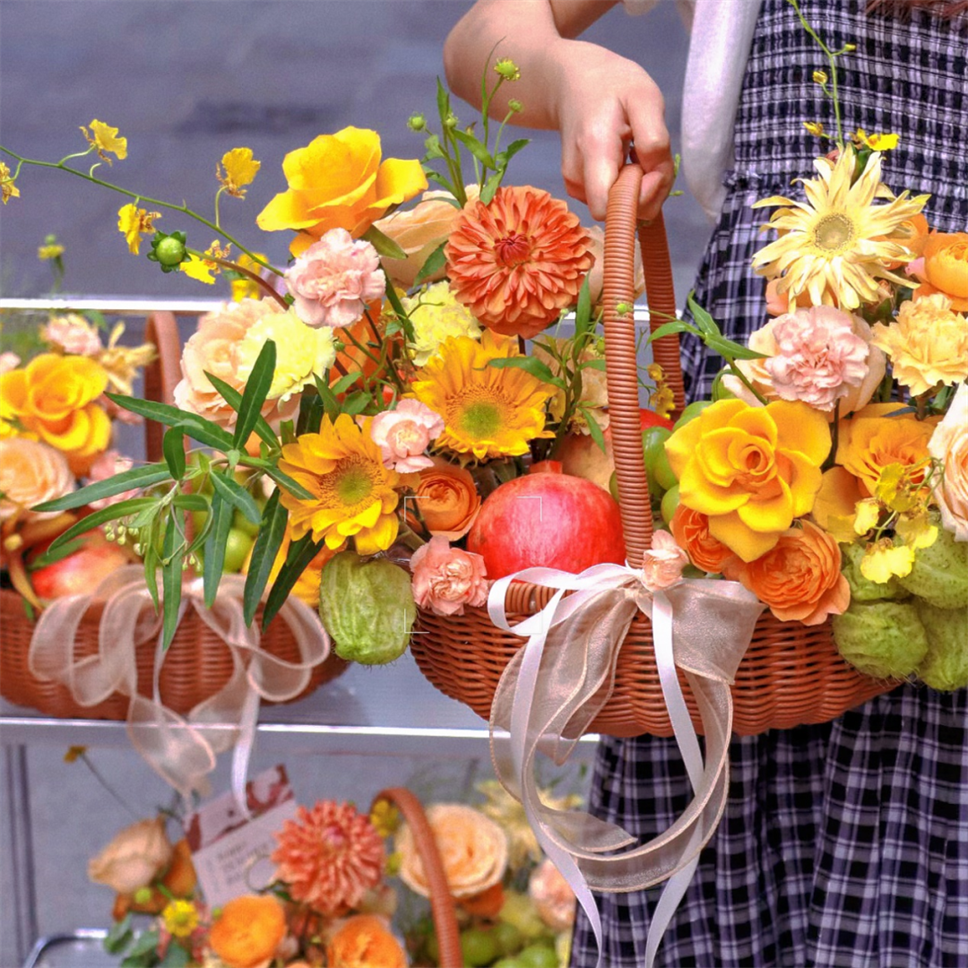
top-left (835, 402), bottom-right (940, 497)
top-left (256, 126), bottom-right (427, 256)
top-left (397, 803), bottom-right (508, 899)
top-left (88, 817), bottom-right (173, 895)
top-left (374, 186), bottom-right (479, 289)
top-left (929, 382), bottom-right (968, 541)
top-left (665, 399), bottom-right (830, 562)
top-left (0, 354), bottom-right (110, 474)
top-left (0, 438), bottom-right (75, 522)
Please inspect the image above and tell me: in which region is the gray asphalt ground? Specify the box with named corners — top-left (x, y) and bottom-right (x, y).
top-left (0, 3), bottom-right (708, 965)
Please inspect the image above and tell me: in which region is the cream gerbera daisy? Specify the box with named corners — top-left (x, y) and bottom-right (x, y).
top-left (751, 146), bottom-right (929, 310)
top-left (408, 330), bottom-right (555, 461)
top-left (278, 414), bottom-right (402, 555)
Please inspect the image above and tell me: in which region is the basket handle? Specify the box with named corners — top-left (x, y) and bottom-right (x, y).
top-left (602, 166), bottom-right (686, 567)
top-left (142, 311), bottom-right (182, 464)
top-left (371, 787), bottom-right (462, 968)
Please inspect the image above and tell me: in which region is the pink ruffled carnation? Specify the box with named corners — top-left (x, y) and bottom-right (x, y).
top-left (410, 535), bottom-right (489, 616)
top-left (764, 306), bottom-right (869, 411)
top-left (640, 530), bottom-right (689, 592)
top-left (0, 352), bottom-right (20, 375)
top-left (41, 314), bottom-right (103, 356)
top-left (369, 400), bottom-right (444, 473)
top-left (86, 450), bottom-right (137, 510)
top-left (271, 800), bottom-right (385, 917)
top-left (285, 228), bottom-right (385, 328)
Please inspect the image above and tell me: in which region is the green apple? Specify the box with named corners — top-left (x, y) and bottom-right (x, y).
top-left (661, 484), bottom-right (680, 524)
top-left (223, 528), bottom-right (254, 574)
top-left (672, 399), bottom-right (714, 431)
top-left (460, 927), bottom-right (500, 967)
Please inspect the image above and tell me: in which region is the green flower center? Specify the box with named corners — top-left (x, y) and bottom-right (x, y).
top-left (335, 462), bottom-right (374, 507)
top-left (812, 213), bottom-right (855, 254)
top-left (459, 400), bottom-right (503, 439)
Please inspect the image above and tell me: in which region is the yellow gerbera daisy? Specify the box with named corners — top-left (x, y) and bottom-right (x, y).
top-left (278, 414), bottom-right (402, 555)
top-left (408, 330), bottom-right (555, 461)
top-left (752, 146), bottom-right (929, 310)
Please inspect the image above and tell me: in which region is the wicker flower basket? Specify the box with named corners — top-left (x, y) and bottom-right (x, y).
top-left (0, 310), bottom-right (347, 720)
top-left (410, 166), bottom-right (897, 738)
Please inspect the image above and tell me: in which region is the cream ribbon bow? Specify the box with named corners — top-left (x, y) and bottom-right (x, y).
top-left (28, 564), bottom-right (330, 803)
top-left (486, 563), bottom-right (764, 968)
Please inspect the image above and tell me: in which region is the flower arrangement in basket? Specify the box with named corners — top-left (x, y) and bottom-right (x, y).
top-left (87, 774), bottom-right (581, 967)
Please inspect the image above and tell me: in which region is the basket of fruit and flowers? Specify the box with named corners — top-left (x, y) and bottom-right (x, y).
top-left (0, 304), bottom-right (340, 730)
top-left (88, 774), bottom-right (582, 968)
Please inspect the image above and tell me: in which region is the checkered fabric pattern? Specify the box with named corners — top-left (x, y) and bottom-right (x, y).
top-left (570, 1), bottom-right (968, 965)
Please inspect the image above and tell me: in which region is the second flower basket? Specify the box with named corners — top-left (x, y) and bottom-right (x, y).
top-left (409, 166), bottom-right (897, 739)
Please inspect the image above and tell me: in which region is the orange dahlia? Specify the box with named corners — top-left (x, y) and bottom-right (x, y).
top-left (444, 185), bottom-right (594, 339)
top-left (271, 800), bottom-right (385, 916)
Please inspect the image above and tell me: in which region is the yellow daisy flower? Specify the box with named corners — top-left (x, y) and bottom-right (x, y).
top-left (117, 203), bottom-right (161, 255)
top-left (278, 414), bottom-right (403, 555)
top-left (751, 146), bottom-right (929, 310)
top-left (408, 330), bottom-right (555, 461)
top-left (161, 899), bottom-right (199, 939)
top-left (217, 147), bottom-right (260, 198)
top-left (80, 119), bottom-right (127, 164)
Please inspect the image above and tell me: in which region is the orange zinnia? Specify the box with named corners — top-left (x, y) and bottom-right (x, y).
top-left (445, 185), bottom-right (594, 339)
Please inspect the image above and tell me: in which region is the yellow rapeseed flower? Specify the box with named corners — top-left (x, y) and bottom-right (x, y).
top-left (80, 120), bottom-right (127, 163)
top-left (278, 413), bottom-right (403, 555)
top-left (1, 162), bottom-right (20, 204)
top-left (162, 899), bottom-right (200, 939)
top-left (117, 203), bottom-right (161, 255)
top-left (217, 147), bottom-right (260, 198)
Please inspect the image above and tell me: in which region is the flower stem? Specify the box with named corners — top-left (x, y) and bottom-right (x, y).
top-left (206, 256), bottom-right (288, 308)
top-left (78, 751), bottom-right (141, 820)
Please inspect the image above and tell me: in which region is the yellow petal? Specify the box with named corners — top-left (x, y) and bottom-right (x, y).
top-left (708, 511), bottom-right (781, 563)
top-left (767, 400), bottom-right (831, 466)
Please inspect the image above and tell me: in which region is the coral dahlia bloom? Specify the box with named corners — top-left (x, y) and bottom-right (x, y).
top-left (408, 330), bottom-right (555, 460)
top-left (271, 801), bottom-right (385, 916)
top-left (278, 414), bottom-right (403, 555)
top-left (445, 185), bottom-right (594, 338)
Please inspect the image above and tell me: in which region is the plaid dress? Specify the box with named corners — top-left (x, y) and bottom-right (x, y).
top-left (570, 2), bottom-right (968, 966)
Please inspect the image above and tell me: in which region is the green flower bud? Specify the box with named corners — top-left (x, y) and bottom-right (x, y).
top-left (147, 231), bottom-right (189, 273)
top-left (494, 58), bottom-right (521, 82)
top-left (407, 113), bottom-right (427, 132)
top-left (507, 99), bottom-right (523, 114)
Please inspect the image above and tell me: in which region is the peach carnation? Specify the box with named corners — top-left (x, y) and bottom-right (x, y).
top-left (529, 858), bottom-right (576, 932)
top-left (271, 801), bottom-right (384, 916)
top-left (285, 228), bottom-right (385, 328)
top-left (445, 185), bottom-right (594, 339)
top-left (41, 313), bottom-right (103, 356)
top-left (929, 382), bottom-right (968, 541)
top-left (86, 450), bottom-right (137, 510)
top-left (410, 535), bottom-right (488, 616)
top-left (640, 530), bottom-right (689, 591)
top-left (368, 399), bottom-right (444, 473)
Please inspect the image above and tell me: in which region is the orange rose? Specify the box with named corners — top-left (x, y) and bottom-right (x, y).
top-left (912, 231), bottom-right (968, 312)
top-left (669, 505), bottom-right (736, 574)
top-left (208, 894), bottom-right (286, 968)
top-left (414, 459), bottom-right (481, 540)
top-left (723, 520), bottom-right (850, 625)
top-left (326, 914), bottom-right (407, 968)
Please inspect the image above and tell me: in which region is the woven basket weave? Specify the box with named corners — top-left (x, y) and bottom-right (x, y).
top-left (0, 310), bottom-right (347, 720)
top-left (410, 167), bottom-right (896, 738)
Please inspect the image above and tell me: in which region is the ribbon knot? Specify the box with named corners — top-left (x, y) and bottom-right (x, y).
top-left (28, 564), bottom-right (331, 804)
top-left (486, 562), bottom-right (764, 968)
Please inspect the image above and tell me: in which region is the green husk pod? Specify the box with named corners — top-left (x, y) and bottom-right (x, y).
top-left (914, 599), bottom-right (968, 692)
top-left (318, 550), bottom-right (415, 665)
top-left (831, 599), bottom-right (928, 680)
top-left (897, 526), bottom-right (968, 610)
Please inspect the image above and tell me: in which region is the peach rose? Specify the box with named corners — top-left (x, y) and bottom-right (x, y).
top-left (410, 535), bottom-right (488, 615)
top-left (669, 505), bottom-right (737, 574)
top-left (173, 297), bottom-right (299, 430)
top-left (528, 858), bottom-right (576, 932)
top-left (414, 459), bottom-right (482, 540)
top-left (326, 914), bottom-right (407, 968)
top-left (929, 382), bottom-right (968, 541)
top-left (0, 438), bottom-right (75, 522)
top-left (640, 529), bottom-right (689, 591)
top-left (88, 817), bottom-right (173, 896)
top-left (373, 186), bottom-right (479, 289)
top-left (369, 399), bottom-right (445, 473)
top-left (208, 894), bottom-right (287, 968)
top-left (911, 231), bottom-right (968, 312)
top-left (397, 803), bottom-right (508, 899)
top-left (723, 519), bottom-right (850, 625)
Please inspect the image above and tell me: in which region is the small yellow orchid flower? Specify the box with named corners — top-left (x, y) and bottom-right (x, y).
top-left (895, 512), bottom-right (938, 552)
top-left (37, 242), bottom-right (64, 261)
top-left (852, 128), bottom-right (900, 152)
top-left (1, 162), bottom-right (20, 204)
top-left (852, 498), bottom-right (881, 536)
top-left (80, 120), bottom-right (127, 163)
top-left (179, 241), bottom-right (229, 285)
top-left (217, 147), bottom-right (260, 198)
top-left (803, 121), bottom-right (825, 138)
top-left (229, 251), bottom-right (269, 302)
top-left (860, 539), bottom-right (915, 584)
top-left (117, 203), bottom-right (161, 255)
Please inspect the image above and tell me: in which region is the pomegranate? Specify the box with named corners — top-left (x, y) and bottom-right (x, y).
top-left (466, 463), bottom-right (626, 578)
top-left (30, 531), bottom-right (134, 601)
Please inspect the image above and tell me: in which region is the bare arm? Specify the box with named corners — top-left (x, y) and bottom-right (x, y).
top-left (443, 0), bottom-right (673, 221)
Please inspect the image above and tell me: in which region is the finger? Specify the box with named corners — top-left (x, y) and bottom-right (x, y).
top-left (581, 130), bottom-right (628, 221)
top-left (638, 158), bottom-right (676, 221)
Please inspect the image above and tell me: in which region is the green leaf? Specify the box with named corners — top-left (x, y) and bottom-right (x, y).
top-left (240, 456), bottom-right (315, 501)
top-left (705, 334), bottom-right (768, 361)
top-left (422, 135), bottom-right (446, 161)
top-left (413, 240), bottom-right (448, 287)
top-left (647, 320), bottom-right (700, 343)
top-left (33, 463), bottom-right (172, 513)
top-left (158, 941), bottom-right (191, 968)
top-left (104, 914), bottom-right (134, 955)
top-left (581, 358), bottom-right (607, 372)
top-left (171, 493), bottom-right (209, 513)
top-left (210, 470), bottom-right (262, 525)
top-left (312, 374), bottom-right (342, 420)
top-left (573, 275), bottom-right (593, 337)
top-left (496, 138), bottom-right (530, 167)
top-left (451, 128), bottom-right (496, 168)
top-left (361, 224), bottom-right (408, 260)
top-left (487, 356), bottom-right (565, 387)
top-left (143, 538), bottom-right (160, 612)
top-left (27, 537), bottom-right (85, 569)
top-left (161, 516), bottom-right (184, 652)
top-left (263, 533), bottom-right (324, 630)
top-left (162, 428), bottom-right (186, 481)
top-left (204, 372), bottom-right (278, 448)
top-left (125, 929), bottom-right (163, 959)
top-left (579, 407), bottom-right (608, 455)
top-left (297, 388), bottom-right (325, 436)
top-left (479, 171), bottom-right (503, 206)
top-left (202, 490), bottom-right (234, 609)
top-left (233, 339), bottom-right (276, 449)
top-left (330, 371), bottom-right (362, 395)
top-left (436, 76), bottom-right (451, 126)
top-left (243, 490), bottom-right (288, 625)
top-left (382, 282), bottom-right (417, 344)
top-left (686, 293), bottom-right (721, 337)
top-left (106, 393), bottom-right (235, 451)
top-left (341, 389), bottom-right (372, 416)
top-left (48, 497), bottom-right (159, 552)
